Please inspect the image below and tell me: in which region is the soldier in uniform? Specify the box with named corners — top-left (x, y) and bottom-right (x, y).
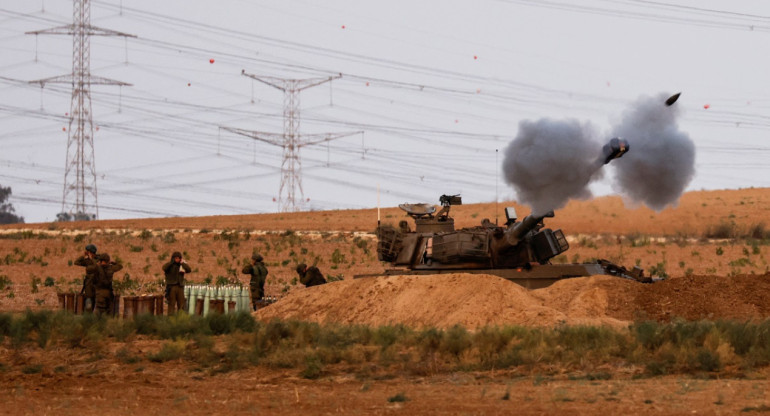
top-left (242, 253), bottom-right (268, 311)
top-left (89, 253), bottom-right (123, 317)
top-left (74, 244), bottom-right (98, 313)
top-left (162, 251), bottom-right (191, 315)
top-left (296, 263), bottom-right (327, 287)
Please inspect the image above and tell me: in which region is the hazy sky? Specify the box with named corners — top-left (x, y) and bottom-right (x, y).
top-left (1, 0), bottom-right (768, 223)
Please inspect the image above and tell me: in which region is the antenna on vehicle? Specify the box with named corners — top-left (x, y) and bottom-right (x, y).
top-left (495, 148), bottom-right (499, 226)
top-left (377, 183), bottom-right (381, 227)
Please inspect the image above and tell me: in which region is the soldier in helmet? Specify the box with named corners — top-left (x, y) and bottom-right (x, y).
top-left (241, 253), bottom-right (268, 311)
top-left (296, 263), bottom-right (326, 287)
top-left (74, 244), bottom-right (99, 313)
top-left (88, 253), bottom-right (123, 317)
top-left (162, 251), bottom-right (191, 315)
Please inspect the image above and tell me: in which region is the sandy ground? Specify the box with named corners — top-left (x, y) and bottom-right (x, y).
top-left (257, 273), bottom-right (770, 329)
top-left (4, 367), bottom-right (770, 415)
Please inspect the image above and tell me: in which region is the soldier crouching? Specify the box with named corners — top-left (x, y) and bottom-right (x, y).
top-left (296, 263), bottom-right (327, 287)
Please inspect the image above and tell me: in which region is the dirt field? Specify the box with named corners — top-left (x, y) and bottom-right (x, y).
top-left (1, 187), bottom-right (770, 415)
top-left (4, 362), bottom-right (770, 415)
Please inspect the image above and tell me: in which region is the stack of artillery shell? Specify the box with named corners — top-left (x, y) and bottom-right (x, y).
top-left (121, 294), bottom-right (164, 318)
top-left (184, 285), bottom-right (251, 317)
top-left (55, 287), bottom-right (254, 318)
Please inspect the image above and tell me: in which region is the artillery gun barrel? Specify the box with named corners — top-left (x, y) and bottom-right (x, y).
top-left (505, 211), bottom-right (554, 247)
top-left (600, 138), bottom-right (629, 165)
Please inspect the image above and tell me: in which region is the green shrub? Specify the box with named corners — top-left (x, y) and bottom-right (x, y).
top-left (30, 276), bottom-right (41, 294)
top-left (116, 348), bottom-right (142, 364)
top-left (148, 340), bottom-right (186, 362)
top-left (234, 312), bottom-right (258, 333)
top-left (417, 327), bottom-right (443, 355)
top-left (300, 354), bottom-right (324, 379)
top-left (331, 249), bottom-right (346, 265)
top-left (694, 348), bottom-right (721, 372)
top-left (473, 326), bottom-right (514, 367)
top-left (105, 318), bottom-right (135, 342)
top-left (373, 325), bottom-right (408, 349)
top-left (387, 392), bottom-right (409, 403)
top-left (162, 232), bottom-right (176, 244)
top-left (705, 221), bottom-right (736, 239)
top-left (22, 364), bottom-right (43, 374)
top-left (0, 275), bottom-right (12, 290)
top-left (207, 313), bottom-right (234, 335)
top-left (748, 223), bottom-right (769, 240)
top-left (648, 262), bottom-right (669, 279)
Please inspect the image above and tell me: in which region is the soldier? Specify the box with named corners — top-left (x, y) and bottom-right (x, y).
top-left (162, 251), bottom-right (191, 315)
top-left (295, 263), bottom-right (327, 287)
top-left (74, 244), bottom-right (98, 313)
top-left (89, 253), bottom-right (123, 317)
top-left (242, 253), bottom-right (268, 311)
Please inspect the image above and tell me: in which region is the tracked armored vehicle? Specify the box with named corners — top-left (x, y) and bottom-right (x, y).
top-left (369, 194), bottom-right (649, 289)
top-left (362, 138), bottom-right (653, 289)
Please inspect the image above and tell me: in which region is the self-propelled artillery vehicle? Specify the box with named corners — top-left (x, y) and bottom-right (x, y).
top-left (365, 138), bottom-right (653, 288)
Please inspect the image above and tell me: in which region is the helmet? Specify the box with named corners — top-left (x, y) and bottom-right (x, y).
top-left (251, 253), bottom-right (263, 262)
top-left (85, 244), bottom-right (97, 254)
top-left (99, 253), bottom-right (110, 262)
top-left (172, 251), bottom-right (182, 259)
top-left (296, 263), bottom-right (307, 273)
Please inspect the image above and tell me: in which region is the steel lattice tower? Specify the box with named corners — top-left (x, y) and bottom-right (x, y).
top-left (27, 0), bottom-right (134, 220)
top-left (223, 71), bottom-right (360, 212)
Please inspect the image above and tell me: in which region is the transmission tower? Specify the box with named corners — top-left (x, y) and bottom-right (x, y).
top-left (27, 0), bottom-right (134, 220)
top-left (222, 71), bottom-right (360, 212)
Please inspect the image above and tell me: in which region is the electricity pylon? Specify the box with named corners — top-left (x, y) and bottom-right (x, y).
top-left (27, 0), bottom-right (134, 220)
top-left (223, 71), bottom-right (360, 212)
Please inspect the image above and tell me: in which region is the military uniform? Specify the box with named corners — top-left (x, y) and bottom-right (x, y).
top-left (163, 252), bottom-right (191, 314)
top-left (242, 253), bottom-right (268, 311)
top-left (296, 263), bottom-right (327, 287)
top-left (88, 253), bottom-right (123, 317)
top-left (74, 244), bottom-right (99, 312)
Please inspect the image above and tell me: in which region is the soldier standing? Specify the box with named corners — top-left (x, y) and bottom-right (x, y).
top-left (296, 263), bottom-right (327, 287)
top-left (242, 253), bottom-right (268, 311)
top-left (162, 251), bottom-right (191, 315)
top-left (74, 244), bottom-right (98, 313)
top-left (89, 253), bottom-right (123, 317)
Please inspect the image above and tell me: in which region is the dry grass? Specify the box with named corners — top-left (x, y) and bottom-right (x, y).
top-left (4, 312), bottom-right (770, 378)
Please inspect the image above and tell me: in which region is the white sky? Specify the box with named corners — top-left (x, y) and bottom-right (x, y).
top-left (1, 0), bottom-right (769, 223)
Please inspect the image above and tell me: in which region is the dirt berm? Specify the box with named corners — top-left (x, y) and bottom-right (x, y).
top-left (256, 273), bottom-right (770, 329)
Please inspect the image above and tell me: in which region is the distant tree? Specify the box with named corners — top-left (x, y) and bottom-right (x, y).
top-left (55, 211), bottom-right (95, 222)
top-left (0, 185), bottom-right (24, 224)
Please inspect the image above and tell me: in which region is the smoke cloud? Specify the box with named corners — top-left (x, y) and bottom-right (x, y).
top-left (502, 92), bottom-right (695, 214)
top-left (501, 118), bottom-right (604, 216)
top-left (610, 93), bottom-right (696, 211)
